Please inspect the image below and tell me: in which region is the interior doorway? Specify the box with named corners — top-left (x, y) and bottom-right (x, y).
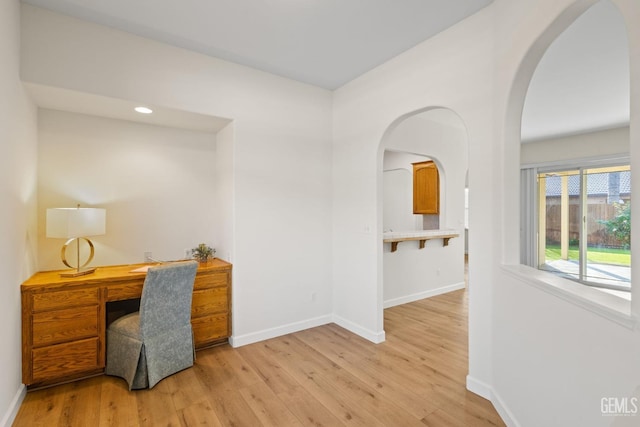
top-left (378, 108), bottom-right (470, 317)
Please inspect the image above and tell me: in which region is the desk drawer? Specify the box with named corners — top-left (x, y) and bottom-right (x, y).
top-left (192, 312), bottom-right (229, 347)
top-left (192, 287), bottom-right (228, 317)
top-left (194, 271), bottom-right (228, 290)
top-left (106, 281), bottom-right (144, 301)
top-left (33, 305), bottom-right (99, 347)
top-left (32, 338), bottom-right (100, 383)
top-left (31, 288), bottom-right (99, 312)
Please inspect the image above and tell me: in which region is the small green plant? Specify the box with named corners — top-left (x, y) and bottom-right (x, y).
top-left (599, 202), bottom-right (631, 249)
top-left (191, 243), bottom-right (215, 262)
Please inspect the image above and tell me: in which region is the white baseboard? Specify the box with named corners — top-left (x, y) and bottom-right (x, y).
top-left (332, 314), bottom-right (386, 343)
top-left (466, 375), bottom-right (492, 399)
top-left (229, 314), bottom-right (333, 347)
top-left (466, 375), bottom-right (520, 427)
top-left (230, 286), bottom-right (464, 348)
top-left (1, 384), bottom-right (25, 427)
top-left (384, 282), bottom-right (466, 309)
top-left (491, 388), bottom-right (521, 427)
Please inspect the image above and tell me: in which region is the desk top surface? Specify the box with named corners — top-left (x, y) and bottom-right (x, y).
top-left (22, 258), bottom-right (232, 290)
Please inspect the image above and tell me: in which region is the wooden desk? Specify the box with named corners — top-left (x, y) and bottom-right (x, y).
top-left (21, 259), bottom-right (232, 389)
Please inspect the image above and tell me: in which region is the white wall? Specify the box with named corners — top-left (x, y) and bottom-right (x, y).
top-left (37, 109), bottom-right (218, 270)
top-left (0, 1), bottom-right (38, 425)
top-left (383, 169), bottom-right (414, 231)
top-left (383, 151), bottom-right (428, 232)
top-left (382, 112), bottom-right (468, 232)
top-left (332, 1), bottom-right (494, 361)
top-left (521, 126), bottom-right (629, 165)
top-left (494, 0), bottom-right (640, 426)
top-left (381, 112), bottom-right (467, 307)
top-left (215, 121), bottom-right (235, 265)
top-left (21, 4), bottom-right (334, 347)
top-left (14, 2), bottom-right (640, 426)
top-left (333, 0), bottom-right (640, 425)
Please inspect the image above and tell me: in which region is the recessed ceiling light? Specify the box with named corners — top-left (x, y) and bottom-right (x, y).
top-left (134, 106), bottom-right (153, 114)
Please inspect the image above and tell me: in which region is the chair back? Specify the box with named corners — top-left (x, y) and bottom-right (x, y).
top-left (139, 261), bottom-right (198, 339)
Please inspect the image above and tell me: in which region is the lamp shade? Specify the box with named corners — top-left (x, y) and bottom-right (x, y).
top-left (46, 208), bottom-right (106, 238)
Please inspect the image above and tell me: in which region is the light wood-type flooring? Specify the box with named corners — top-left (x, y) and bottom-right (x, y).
top-left (14, 288), bottom-right (504, 426)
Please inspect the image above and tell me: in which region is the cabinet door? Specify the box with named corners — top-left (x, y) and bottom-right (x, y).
top-left (192, 313), bottom-right (229, 347)
top-left (25, 287), bottom-right (102, 386)
top-left (413, 161), bottom-right (439, 214)
top-left (31, 338), bottom-right (101, 384)
top-left (32, 305), bottom-right (99, 347)
top-left (194, 271), bottom-right (229, 290)
top-left (192, 287), bottom-right (227, 317)
top-left (191, 285), bottom-right (229, 348)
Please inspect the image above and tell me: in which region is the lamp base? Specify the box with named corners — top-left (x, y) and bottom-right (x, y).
top-left (59, 237), bottom-right (97, 277)
top-left (60, 267), bottom-right (97, 278)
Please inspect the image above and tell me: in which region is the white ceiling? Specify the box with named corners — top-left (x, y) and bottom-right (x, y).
top-left (20, 0), bottom-right (630, 141)
top-left (21, 0), bottom-right (493, 90)
top-left (521, 0), bottom-right (630, 142)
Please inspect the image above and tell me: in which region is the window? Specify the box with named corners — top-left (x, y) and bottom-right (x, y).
top-left (522, 163), bottom-right (631, 296)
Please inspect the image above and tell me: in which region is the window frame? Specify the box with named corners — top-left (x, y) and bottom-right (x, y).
top-left (521, 156), bottom-right (631, 293)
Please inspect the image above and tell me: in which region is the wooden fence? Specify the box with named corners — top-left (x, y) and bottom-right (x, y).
top-left (545, 203), bottom-right (626, 248)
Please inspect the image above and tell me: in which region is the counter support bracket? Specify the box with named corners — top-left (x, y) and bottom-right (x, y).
top-left (384, 233), bottom-right (459, 253)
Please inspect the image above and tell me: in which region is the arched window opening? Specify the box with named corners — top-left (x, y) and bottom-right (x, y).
top-left (520, 0), bottom-right (631, 298)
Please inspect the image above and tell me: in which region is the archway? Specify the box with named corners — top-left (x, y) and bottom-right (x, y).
top-left (494, 1), bottom-right (640, 423)
top-left (518, 0), bottom-right (631, 294)
top-left (377, 107), bottom-right (469, 325)
top-left (505, 0), bottom-right (633, 288)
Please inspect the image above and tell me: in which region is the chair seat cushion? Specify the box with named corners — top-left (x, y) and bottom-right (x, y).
top-left (109, 312), bottom-right (141, 339)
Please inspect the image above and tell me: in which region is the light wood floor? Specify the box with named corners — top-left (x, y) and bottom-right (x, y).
top-left (14, 289), bottom-right (504, 426)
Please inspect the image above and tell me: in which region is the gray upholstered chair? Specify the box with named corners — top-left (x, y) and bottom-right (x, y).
top-left (106, 260), bottom-right (198, 390)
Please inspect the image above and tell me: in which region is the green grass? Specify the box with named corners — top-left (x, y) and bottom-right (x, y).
top-left (545, 245), bottom-right (630, 266)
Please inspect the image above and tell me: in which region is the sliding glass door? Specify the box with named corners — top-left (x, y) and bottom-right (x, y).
top-left (536, 165), bottom-right (631, 292)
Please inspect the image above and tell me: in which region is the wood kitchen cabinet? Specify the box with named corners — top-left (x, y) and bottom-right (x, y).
top-left (413, 160), bottom-right (439, 214)
top-left (21, 259), bottom-right (231, 388)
